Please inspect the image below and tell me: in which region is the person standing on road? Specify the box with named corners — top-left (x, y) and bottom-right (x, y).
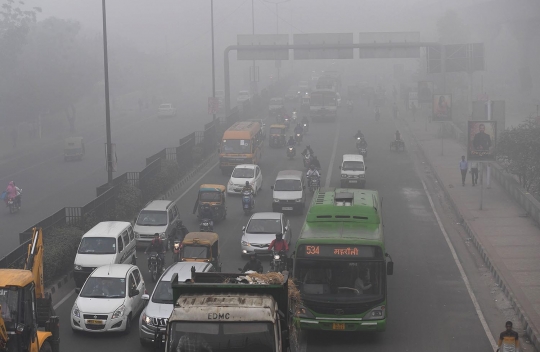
top-left (497, 321), bottom-right (519, 352)
top-left (459, 156), bottom-right (468, 186)
top-left (470, 162), bottom-right (479, 186)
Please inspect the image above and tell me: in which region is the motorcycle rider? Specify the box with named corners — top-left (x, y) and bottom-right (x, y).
top-left (309, 155), bottom-right (321, 169)
top-left (374, 108), bottom-right (381, 120)
top-left (294, 123), bottom-right (303, 140)
top-left (5, 181), bottom-right (21, 207)
top-left (301, 115), bottom-right (309, 127)
top-left (145, 233), bottom-right (165, 271)
top-left (301, 145), bottom-right (313, 157)
top-left (306, 165), bottom-right (321, 187)
top-left (268, 233), bottom-right (289, 253)
top-left (169, 220), bottom-right (188, 251)
top-left (242, 253), bottom-right (263, 273)
top-left (241, 181), bottom-right (255, 207)
top-left (287, 136), bottom-right (296, 147)
top-left (354, 130), bottom-right (365, 140)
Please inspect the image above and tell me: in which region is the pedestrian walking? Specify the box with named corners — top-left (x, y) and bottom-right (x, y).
top-left (470, 162), bottom-right (479, 186)
top-left (459, 156), bottom-right (468, 186)
top-left (497, 321), bottom-right (519, 352)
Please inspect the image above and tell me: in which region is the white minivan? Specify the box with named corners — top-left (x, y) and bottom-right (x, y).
top-left (271, 170), bottom-right (306, 214)
top-left (340, 154), bottom-right (366, 188)
top-left (73, 221), bottom-right (137, 289)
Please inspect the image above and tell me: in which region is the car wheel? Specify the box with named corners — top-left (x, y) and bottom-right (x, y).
top-left (124, 314), bottom-right (132, 334)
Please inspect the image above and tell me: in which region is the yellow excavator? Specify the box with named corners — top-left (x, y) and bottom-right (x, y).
top-left (0, 228), bottom-right (60, 352)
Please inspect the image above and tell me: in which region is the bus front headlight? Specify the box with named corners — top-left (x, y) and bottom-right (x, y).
top-left (364, 305), bottom-right (385, 320)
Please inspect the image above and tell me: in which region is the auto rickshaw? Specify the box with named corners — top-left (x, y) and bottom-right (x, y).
top-left (64, 136), bottom-right (85, 161)
top-left (269, 124), bottom-right (287, 148)
top-left (180, 232), bottom-right (221, 271)
top-left (193, 184), bottom-right (227, 221)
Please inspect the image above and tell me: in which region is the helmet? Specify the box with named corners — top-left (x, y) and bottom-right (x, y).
top-left (276, 233), bottom-right (283, 239)
top-left (249, 253), bottom-right (257, 260)
top-left (178, 220), bottom-right (183, 226)
top-left (245, 181), bottom-right (250, 186)
top-left (154, 233), bottom-right (160, 238)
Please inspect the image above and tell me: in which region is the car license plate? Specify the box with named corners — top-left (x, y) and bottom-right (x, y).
top-left (282, 207), bottom-right (293, 210)
top-left (87, 319), bottom-right (104, 325)
top-left (332, 323), bottom-right (345, 330)
top-left (349, 180), bottom-right (357, 183)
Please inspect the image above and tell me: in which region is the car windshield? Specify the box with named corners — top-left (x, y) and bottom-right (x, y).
top-left (269, 127), bottom-right (283, 135)
top-left (274, 179), bottom-right (301, 191)
top-left (79, 277), bottom-right (126, 298)
top-left (0, 288), bottom-right (20, 330)
top-left (295, 260), bottom-right (384, 302)
top-left (151, 280), bottom-right (175, 304)
top-left (167, 322), bottom-right (275, 352)
top-left (247, 219), bottom-right (282, 234)
top-left (232, 168), bottom-right (254, 178)
top-left (77, 237), bottom-right (116, 254)
top-left (222, 139), bottom-right (251, 154)
top-left (342, 161), bottom-right (364, 171)
top-left (137, 210), bottom-right (168, 226)
top-left (182, 245), bottom-right (209, 259)
top-left (200, 191), bottom-right (221, 202)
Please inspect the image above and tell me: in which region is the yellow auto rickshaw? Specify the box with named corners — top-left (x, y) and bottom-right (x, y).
top-left (180, 232), bottom-right (221, 270)
top-left (64, 136), bottom-right (85, 161)
top-left (192, 184), bottom-right (227, 221)
top-left (269, 124), bottom-right (287, 148)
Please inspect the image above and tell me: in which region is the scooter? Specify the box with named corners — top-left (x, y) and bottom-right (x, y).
top-left (172, 240), bottom-right (181, 262)
top-left (6, 190), bottom-right (21, 214)
top-left (242, 190), bottom-right (254, 215)
top-left (287, 146), bottom-right (296, 160)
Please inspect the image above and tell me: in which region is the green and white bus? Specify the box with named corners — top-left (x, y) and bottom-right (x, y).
top-left (292, 188), bottom-right (393, 332)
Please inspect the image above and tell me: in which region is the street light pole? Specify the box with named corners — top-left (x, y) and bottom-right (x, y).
top-left (263, 0), bottom-right (290, 81)
top-left (211, 0), bottom-right (216, 121)
top-left (251, 0), bottom-right (257, 96)
top-left (102, 0), bottom-right (113, 184)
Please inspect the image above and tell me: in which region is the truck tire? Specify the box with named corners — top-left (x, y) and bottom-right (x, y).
top-left (39, 341), bottom-right (53, 352)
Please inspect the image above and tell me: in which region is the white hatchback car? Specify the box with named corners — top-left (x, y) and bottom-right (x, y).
top-left (227, 164), bottom-right (263, 195)
top-left (71, 264), bottom-right (145, 333)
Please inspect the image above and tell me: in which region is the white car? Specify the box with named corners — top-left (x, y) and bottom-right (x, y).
top-left (71, 264), bottom-right (145, 333)
top-left (157, 103), bottom-right (177, 117)
top-left (227, 164), bottom-right (263, 195)
top-left (237, 90), bottom-right (251, 104)
top-left (241, 212), bottom-right (291, 256)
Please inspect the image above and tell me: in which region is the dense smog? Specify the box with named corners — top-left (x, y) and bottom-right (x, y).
top-left (0, 0), bottom-right (539, 351)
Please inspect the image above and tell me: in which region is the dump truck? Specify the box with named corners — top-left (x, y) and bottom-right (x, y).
top-left (156, 268), bottom-right (292, 352)
top-left (0, 228), bottom-right (60, 352)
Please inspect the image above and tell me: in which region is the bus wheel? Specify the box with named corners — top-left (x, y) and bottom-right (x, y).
top-left (39, 341), bottom-right (53, 352)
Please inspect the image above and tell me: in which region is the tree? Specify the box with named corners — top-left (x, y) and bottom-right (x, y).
top-left (497, 119), bottom-right (540, 193)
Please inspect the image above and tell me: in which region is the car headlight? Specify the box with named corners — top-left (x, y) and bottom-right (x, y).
top-left (296, 305), bottom-right (315, 319)
top-left (72, 304), bottom-right (80, 318)
top-left (273, 198), bottom-right (280, 203)
top-left (74, 265), bottom-right (82, 271)
top-left (241, 240), bottom-right (251, 246)
top-left (364, 305), bottom-right (385, 320)
top-left (159, 232), bottom-right (166, 239)
top-left (142, 313), bottom-right (152, 325)
top-left (341, 174), bottom-right (347, 178)
top-left (274, 254), bottom-right (280, 260)
top-left (112, 305), bottom-right (125, 319)
top-left (295, 198), bottom-right (303, 202)
top-left (228, 180), bottom-right (233, 185)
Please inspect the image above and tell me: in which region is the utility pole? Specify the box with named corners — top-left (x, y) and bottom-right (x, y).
top-left (102, 0), bottom-right (113, 184)
top-left (211, 0), bottom-right (216, 121)
top-left (264, 0), bottom-right (290, 81)
top-left (251, 0), bottom-right (258, 96)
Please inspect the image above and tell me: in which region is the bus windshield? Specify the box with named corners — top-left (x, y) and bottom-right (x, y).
top-left (310, 93), bottom-right (336, 106)
top-left (167, 322), bottom-right (276, 352)
top-left (222, 139), bottom-right (252, 154)
top-left (295, 260), bottom-right (384, 302)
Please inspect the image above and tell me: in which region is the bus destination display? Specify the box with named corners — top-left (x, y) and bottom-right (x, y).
top-left (300, 244), bottom-right (377, 258)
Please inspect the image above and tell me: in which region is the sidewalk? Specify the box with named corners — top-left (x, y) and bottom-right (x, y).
top-left (404, 114), bottom-right (540, 350)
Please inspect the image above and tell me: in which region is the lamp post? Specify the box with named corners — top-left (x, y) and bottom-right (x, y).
top-left (101, 0), bottom-right (113, 184)
top-left (211, 0), bottom-right (216, 121)
top-left (263, 0), bottom-right (290, 81)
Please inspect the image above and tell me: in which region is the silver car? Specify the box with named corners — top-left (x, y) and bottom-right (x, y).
top-left (139, 262), bottom-right (215, 346)
top-left (241, 212), bottom-right (291, 256)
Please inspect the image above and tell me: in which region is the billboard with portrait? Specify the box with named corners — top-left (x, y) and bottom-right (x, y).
top-left (467, 121), bottom-right (497, 161)
top-left (432, 94), bottom-right (452, 121)
top-left (418, 81), bottom-right (433, 103)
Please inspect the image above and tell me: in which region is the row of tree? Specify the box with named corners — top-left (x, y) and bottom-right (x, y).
top-left (497, 119), bottom-right (540, 196)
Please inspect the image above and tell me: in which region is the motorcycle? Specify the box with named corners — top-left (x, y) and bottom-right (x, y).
top-left (270, 250), bottom-right (287, 273)
top-left (356, 137), bottom-right (367, 157)
top-left (303, 122), bottom-right (309, 133)
top-left (147, 252), bottom-right (162, 282)
top-left (303, 153), bottom-right (312, 168)
top-left (172, 240), bottom-right (181, 262)
top-left (286, 146), bottom-right (296, 160)
top-left (242, 190), bottom-right (254, 215)
top-left (283, 117), bottom-right (290, 129)
top-left (295, 132), bottom-right (303, 143)
top-left (6, 190), bottom-right (21, 214)
top-left (200, 218), bottom-right (214, 232)
top-left (308, 174), bottom-right (321, 193)
top-left (292, 112), bottom-right (298, 122)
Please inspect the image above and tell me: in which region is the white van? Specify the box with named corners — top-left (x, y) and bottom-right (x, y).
top-left (271, 170), bottom-right (306, 214)
top-left (339, 154), bottom-right (366, 188)
top-left (73, 221), bottom-right (137, 289)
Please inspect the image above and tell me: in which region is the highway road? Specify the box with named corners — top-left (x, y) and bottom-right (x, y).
top-left (51, 98), bottom-right (495, 351)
